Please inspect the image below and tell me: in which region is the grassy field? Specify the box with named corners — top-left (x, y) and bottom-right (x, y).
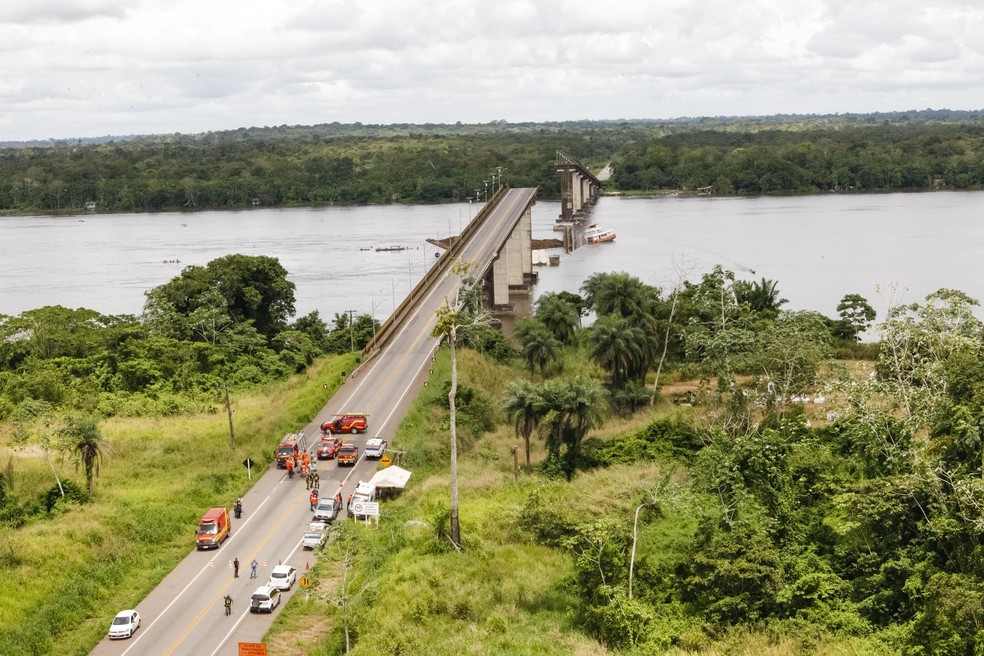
top-left (0, 353), bottom-right (357, 656)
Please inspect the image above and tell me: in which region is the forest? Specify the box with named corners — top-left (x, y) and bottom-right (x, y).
top-left (5, 246), bottom-right (984, 654)
top-left (2, 110), bottom-right (984, 213)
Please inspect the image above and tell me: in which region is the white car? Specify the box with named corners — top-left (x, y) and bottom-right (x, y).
top-left (364, 438), bottom-right (387, 459)
top-left (268, 564), bottom-right (297, 591)
top-left (303, 521), bottom-right (328, 549)
top-left (108, 609), bottom-right (141, 639)
top-left (250, 585), bottom-right (281, 613)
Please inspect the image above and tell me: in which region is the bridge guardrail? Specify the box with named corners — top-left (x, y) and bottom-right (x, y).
top-left (363, 185), bottom-right (511, 354)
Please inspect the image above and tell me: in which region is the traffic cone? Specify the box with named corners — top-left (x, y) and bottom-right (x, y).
top-left (306, 561), bottom-right (310, 570)
top-left (279, 559), bottom-right (282, 565)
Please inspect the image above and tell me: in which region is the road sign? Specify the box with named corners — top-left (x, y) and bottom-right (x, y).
top-left (352, 501), bottom-right (379, 517)
top-left (380, 455), bottom-right (392, 467)
top-left (299, 576), bottom-right (313, 587)
top-left (238, 643), bottom-right (267, 656)
top-left (243, 457), bottom-right (256, 480)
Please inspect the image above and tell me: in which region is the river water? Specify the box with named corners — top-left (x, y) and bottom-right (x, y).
top-left (1, 192), bottom-right (982, 326)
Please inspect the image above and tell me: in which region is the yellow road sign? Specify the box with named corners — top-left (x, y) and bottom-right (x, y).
top-left (299, 576), bottom-right (313, 587)
top-left (380, 455), bottom-right (392, 467)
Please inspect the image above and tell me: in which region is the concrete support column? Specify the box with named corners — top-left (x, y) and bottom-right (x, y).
top-left (519, 204), bottom-right (532, 283)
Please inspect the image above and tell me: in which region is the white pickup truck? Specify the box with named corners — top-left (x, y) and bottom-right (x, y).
top-left (364, 438), bottom-right (388, 459)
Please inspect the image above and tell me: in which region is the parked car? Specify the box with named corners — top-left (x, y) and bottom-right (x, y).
top-left (303, 521), bottom-right (329, 549)
top-left (317, 436), bottom-right (343, 460)
top-left (108, 610), bottom-right (141, 639)
top-left (268, 564), bottom-right (297, 591)
top-left (250, 585), bottom-right (281, 613)
top-left (321, 413), bottom-right (368, 435)
top-left (313, 497), bottom-right (341, 523)
top-left (337, 444), bottom-right (359, 466)
top-left (364, 438), bottom-right (388, 459)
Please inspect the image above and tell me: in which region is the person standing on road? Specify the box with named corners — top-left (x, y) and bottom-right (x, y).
top-left (250, 559), bottom-right (258, 579)
top-left (309, 488), bottom-right (319, 511)
top-left (286, 457), bottom-right (293, 479)
top-left (233, 558), bottom-right (240, 578)
top-left (224, 595), bottom-right (233, 616)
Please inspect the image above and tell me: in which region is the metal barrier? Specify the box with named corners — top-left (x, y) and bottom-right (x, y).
top-left (363, 185), bottom-right (511, 354)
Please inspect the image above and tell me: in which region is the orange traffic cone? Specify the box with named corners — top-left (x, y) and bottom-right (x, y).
top-left (306, 561), bottom-right (310, 570)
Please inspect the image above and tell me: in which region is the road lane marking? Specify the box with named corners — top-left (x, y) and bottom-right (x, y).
top-left (119, 486), bottom-right (281, 656)
top-left (161, 488), bottom-right (308, 656)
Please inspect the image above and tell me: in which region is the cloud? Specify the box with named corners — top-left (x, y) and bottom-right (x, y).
top-left (0, 0), bottom-right (983, 141)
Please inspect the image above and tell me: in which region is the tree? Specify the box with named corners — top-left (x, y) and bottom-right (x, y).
top-left (757, 311), bottom-right (835, 410)
top-left (10, 399), bottom-right (64, 497)
top-left (734, 277), bottom-right (788, 315)
top-left (541, 376), bottom-right (606, 477)
top-left (143, 254), bottom-right (296, 340)
top-left (587, 315), bottom-right (647, 389)
top-left (534, 293), bottom-right (580, 344)
top-left (431, 258), bottom-right (491, 549)
top-left (502, 380), bottom-right (546, 472)
top-left (836, 293), bottom-right (876, 342)
top-left (581, 272), bottom-right (655, 318)
top-left (58, 416), bottom-right (108, 495)
top-left (514, 318), bottom-right (562, 378)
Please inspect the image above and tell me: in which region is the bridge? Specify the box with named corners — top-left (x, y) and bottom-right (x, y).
top-left (89, 181), bottom-right (580, 655)
top-left (556, 151), bottom-right (602, 222)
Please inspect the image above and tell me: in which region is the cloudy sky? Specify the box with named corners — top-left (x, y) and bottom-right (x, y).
top-left (2, 0), bottom-right (982, 142)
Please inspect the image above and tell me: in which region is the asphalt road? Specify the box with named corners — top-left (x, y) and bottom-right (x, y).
top-left (89, 188), bottom-right (537, 656)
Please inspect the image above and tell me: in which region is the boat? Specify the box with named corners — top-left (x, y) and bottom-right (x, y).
top-left (584, 224), bottom-right (616, 244)
top-left (375, 245), bottom-right (408, 252)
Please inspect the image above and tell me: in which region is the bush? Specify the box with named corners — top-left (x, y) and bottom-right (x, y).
top-left (584, 417), bottom-right (706, 467)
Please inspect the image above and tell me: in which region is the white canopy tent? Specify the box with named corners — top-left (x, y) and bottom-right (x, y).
top-left (368, 465), bottom-right (412, 489)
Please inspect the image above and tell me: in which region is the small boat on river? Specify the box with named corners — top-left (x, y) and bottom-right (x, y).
top-left (584, 224), bottom-right (616, 244)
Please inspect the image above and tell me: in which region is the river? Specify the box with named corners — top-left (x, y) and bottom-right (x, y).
top-left (1, 192), bottom-right (982, 326)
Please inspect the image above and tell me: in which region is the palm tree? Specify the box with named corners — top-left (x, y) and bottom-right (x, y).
top-left (534, 293), bottom-right (580, 344)
top-left (502, 381), bottom-right (546, 472)
top-left (515, 318), bottom-right (562, 378)
top-left (734, 277), bottom-right (788, 314)
top-left (587, 315), bottom-right (647, 388)
top-left (59, 416), bottom-right (107, 496)
top-left (541, 377), bottom-right (606, 477)
top-left (430, 258), bottom-right (490, 550)
top-left (581, 272), bottom-right (654, 318)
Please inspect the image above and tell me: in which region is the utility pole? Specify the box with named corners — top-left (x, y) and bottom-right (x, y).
top-left (347, 309), bottom-right (356, 352)
top-left (224, 378), bottom-right (236, 449)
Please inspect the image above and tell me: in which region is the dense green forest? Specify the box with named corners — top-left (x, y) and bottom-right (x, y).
top-left (2, 110), bottom-right (984, 213)
top-left (0, 254), bottom-right (377, 425)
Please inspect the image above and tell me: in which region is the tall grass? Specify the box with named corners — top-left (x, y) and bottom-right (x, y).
top-left (0, 353), bottom-right (357, 656)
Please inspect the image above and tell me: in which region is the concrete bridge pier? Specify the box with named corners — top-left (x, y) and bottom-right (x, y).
top-left (557, 159), bottom-right (602, 223)
top-left (487, 201), bottom-right (534, 312)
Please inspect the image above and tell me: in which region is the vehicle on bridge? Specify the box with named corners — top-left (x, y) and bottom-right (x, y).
top-left (321, 413), bottom-right (368, 435)
top-left (195, 507), bottom-right (230, 550)
top-left (317, 435), bottom-right (343, 460)
top-left (275, 431), bottom-right (308, 468)
top-left (337, 444), bottom-right (359, 466)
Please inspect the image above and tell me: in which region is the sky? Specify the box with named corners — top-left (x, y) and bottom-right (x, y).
top-left (2, 0), bottom-right (982, 142)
